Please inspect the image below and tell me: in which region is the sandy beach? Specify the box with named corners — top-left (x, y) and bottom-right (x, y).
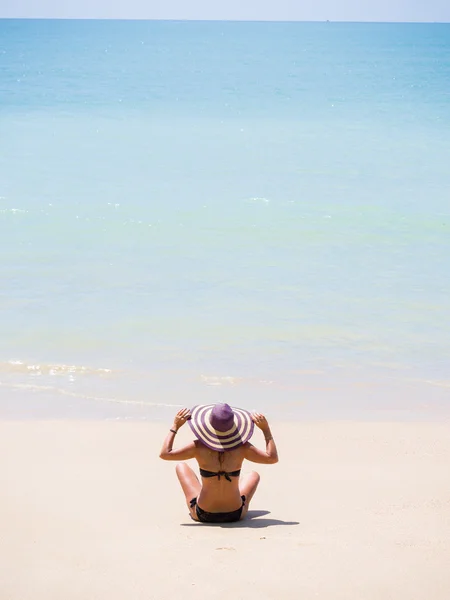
top-left (1, 419), bottom-right (449, 599)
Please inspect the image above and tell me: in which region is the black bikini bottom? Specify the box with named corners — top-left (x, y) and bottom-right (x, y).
top-left (190, 495), bottom-right (246, 523)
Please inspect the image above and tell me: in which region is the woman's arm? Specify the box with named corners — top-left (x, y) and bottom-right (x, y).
top-left (243, 412), bottom-right (278, 464)
top-left (159, 408), bottom-right (197, 461)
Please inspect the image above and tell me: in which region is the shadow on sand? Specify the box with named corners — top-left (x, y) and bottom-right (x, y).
top-left (181, 510), bottom-right (299, 529)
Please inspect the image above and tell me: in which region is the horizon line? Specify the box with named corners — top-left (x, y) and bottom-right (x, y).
top-left (0, 17), bottom-right (449, 24)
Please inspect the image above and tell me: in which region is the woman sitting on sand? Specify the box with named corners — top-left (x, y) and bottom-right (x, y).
top-left (159, 403), bottom-right (278, 523)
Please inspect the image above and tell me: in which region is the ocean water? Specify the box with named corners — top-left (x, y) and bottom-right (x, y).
top-left (1, 19), bottom-right (449, 420)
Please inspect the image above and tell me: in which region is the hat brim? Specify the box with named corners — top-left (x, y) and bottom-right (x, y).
top-left (188, 404), bottom-right (254, 451)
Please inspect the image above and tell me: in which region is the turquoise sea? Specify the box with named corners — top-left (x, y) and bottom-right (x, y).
top-left (1, 19), bottom-right (449, 419)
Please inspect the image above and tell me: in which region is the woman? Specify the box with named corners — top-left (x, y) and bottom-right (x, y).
top-left (159, 403), bottom-right (278, 523)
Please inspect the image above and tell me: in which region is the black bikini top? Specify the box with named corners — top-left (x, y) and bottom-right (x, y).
top-left (199, 468), bottom-right (241, 482)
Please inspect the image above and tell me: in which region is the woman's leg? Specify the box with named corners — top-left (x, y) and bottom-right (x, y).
top-left (175, 463), bottom-right (201, 520)
top-left (239, 471), bottom-right (260, 519)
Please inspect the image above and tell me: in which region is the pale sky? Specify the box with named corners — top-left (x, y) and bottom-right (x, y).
top-left (1, 0), bottom-right (449, 22)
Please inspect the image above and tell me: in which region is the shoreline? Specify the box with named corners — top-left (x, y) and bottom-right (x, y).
top-left (1, 371), bottom-right (449, 422)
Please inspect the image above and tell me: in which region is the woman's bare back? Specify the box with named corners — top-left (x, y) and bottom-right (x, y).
top-left (195, 442), bottom-right (246, 511)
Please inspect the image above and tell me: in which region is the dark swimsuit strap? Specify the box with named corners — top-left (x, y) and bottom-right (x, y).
top-left (199, 468), bottom-right (241, 482)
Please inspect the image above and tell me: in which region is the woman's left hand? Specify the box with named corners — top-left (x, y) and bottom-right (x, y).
top-left (172, 408), bottom-right (191, 431)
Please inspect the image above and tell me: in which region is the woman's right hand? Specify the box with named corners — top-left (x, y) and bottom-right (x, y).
top-left (252, 412), bottom-right (270, 432)
top-left (173, 408), bottom-right (191, 430)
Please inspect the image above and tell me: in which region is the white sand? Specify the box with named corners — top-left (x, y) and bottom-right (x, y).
top-left (1, 420), bottom-right (449, 599)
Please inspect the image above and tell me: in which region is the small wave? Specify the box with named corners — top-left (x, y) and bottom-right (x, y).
top-left (200, 375), bottom-right (241, 386)
top-left (245, 197), bottom-right (270, 204)
top-left (200, 375), bottom-right (275, 387)
top-left (0, 381), bottom-right (183, 408)
top-left (421, 379), bottom-right (450, 389)
top-left (0, 208), bottom-right (28, 214)
top-left (0, 360), bottom-right (113, 377)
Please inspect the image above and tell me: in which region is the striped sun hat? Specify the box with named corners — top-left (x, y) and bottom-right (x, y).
top-left (188, 403), bottom-right (254, 452)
